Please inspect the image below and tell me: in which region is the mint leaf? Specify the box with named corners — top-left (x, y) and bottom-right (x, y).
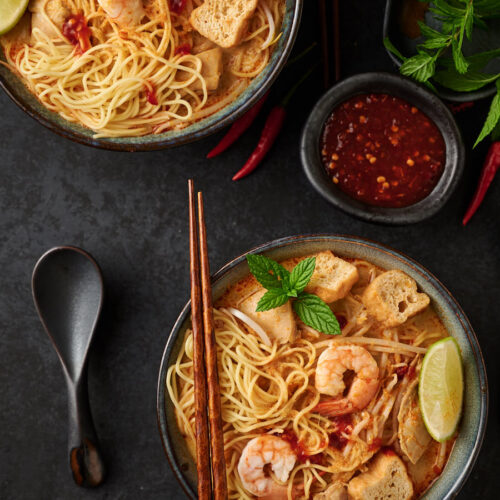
top-left (452, 38), bottom-right (469, 74)
top-left (401, 53), bottom-right (436, 82)
top-left (433, 70), bottom-right (500, 91)
top-left (289, 257), bottom-right (316, 294)
top-left (256, 288), bottom-right (289, 312)
top-left (418, 22), bottom-right (451, 49)
top-left (293, 293), bottom-right (340, 335)
top-left (474, 85), bottom-right (500, 147)
top-left (246, 254), bottom-right (289, 290)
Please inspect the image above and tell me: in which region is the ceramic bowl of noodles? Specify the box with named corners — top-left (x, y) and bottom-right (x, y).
top-left (157, 234), bottom-right (487, 500)
top-left (0, 0), bottom-right (302, 151)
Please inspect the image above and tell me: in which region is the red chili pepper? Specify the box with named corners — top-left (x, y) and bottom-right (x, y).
top-left (169, 0), bottom-right (187, 14)
top-left (232, 65), bottom-right (317, 181)
top-left (174, 43), bottom-right (191, 56)
top-left (207, 92), bottom-right (270, 159)
top-left (232, 106), bottom-right (286, 181)
top-left (449, 101), bottom-right (474, 114)
top-left (145, 82), bottom-right (158, 105)
top-left (463, 141), bottom-right (500, 225)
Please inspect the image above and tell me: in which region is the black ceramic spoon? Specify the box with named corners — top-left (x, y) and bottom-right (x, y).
top-left (32, 246), bottom-right (106, 487)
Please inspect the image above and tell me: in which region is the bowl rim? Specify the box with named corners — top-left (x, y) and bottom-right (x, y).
top-left (156, 233), bottom-right (488, 500)
top-left (0, 0), bottom-right (302, 151)
top-left (300, 72), bottom-right (465, 225)
top-left (382, 0), bottom-right (498, 103)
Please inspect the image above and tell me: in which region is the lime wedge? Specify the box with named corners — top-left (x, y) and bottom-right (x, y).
top-left (0, 0), bottom-right (29, 36)
top-left (419, 337), bottom-right (464, 442)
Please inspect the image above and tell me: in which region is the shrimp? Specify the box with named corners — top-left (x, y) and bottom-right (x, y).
top-left (97, 0), bottom-right (145, 27)
top-left (314, 344), bottom-right (379, 416)
top-left (238, 435), bottom-right (297, 497)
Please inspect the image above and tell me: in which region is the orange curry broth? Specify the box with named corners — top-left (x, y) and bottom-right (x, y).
top-left (320, 93), bottom-right (445, 208)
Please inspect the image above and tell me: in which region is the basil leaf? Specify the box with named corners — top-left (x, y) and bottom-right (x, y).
top-left (246, 254), bottom-right (289, 290)
top-left (289, 257), bottom-right (316, 294)
top-left (256, 288), bottom-right (289, 312)
top-left (433, 70), bottom-right (500, 91)
top-left (293, 293), bottom-right (341, 336)
top-left (474, 85), bottom-right (500, 147)
top-left (401, 53), bottom-right (436, 82)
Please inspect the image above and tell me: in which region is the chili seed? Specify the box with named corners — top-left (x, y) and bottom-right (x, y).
top-left (377, 176), bottom-right (386, 183)
top-left (406, 158), bottom-right (415, 166)
top-left (369, 157), bottom-right (377, 164)
top-left (331, 153), bottom-right (339, 161)
top-left (411, 107), bottom-right (418, 114)
top-left (359, 115), bottom-right (367, 123)
top-left (333, 177), bottom-right (339, 184)
top-left (383, 182), bottom-right (390, 189)
top-left (423, 154), bottom-right (430, 161)
top-left (391, 125), bottom-right (399, 132)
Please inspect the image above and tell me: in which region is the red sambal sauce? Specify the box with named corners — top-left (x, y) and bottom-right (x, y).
top-left (320, 93), bottom-right (446, 208)
top-left (62, 14), bottom-right (91, 54)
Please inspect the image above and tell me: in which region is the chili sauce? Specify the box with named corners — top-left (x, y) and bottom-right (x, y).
top-left (320, 93), bottom-right (445, 208)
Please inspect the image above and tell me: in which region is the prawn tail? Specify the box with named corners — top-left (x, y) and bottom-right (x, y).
top-left (314, 398), bottom-right (354, 417)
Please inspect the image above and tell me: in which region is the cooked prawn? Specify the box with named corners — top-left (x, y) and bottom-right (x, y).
top-left (97, 0), bottom-right (145, 27)
top-left (314, 344), bottom-right (379, 416)
top-left (238, 435), bottom-right (297, 497)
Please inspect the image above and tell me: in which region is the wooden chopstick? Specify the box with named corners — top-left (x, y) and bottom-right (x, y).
top-left (198, 192), bottom-right (228, 500)
top-left (333, 0), bottom-right (341, 82)
top-left (318, 0), bottom-right (330, 89)
top-left (188, 179), bottom-right (211, 500)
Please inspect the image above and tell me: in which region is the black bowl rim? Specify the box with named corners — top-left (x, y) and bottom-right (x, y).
top-left (0, 0), bottom-right (302, 152)
top-left (156, 233), bottom-right (488, 500)
top-left (300, 72), bottom-right (465, 225)
top-left (382, 0), bottom-right (497, 103)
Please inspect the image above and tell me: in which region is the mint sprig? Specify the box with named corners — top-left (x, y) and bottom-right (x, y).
top-left (246, 254), bottom-right (341, 336)
top-left (383, 0), bottom-right (500, 146)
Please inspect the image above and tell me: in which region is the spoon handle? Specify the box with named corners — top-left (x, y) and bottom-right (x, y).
top-left (66, 369), bottom-right (106, 487)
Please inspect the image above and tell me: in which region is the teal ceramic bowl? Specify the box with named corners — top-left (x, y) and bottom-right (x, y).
top-left (157, 234), bottom-right (487, 499)
top-left (0, 0), bottom-right (302, 151)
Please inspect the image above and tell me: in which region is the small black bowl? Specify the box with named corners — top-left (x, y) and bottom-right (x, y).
top-left (300, 72), bottom-right (465, 225)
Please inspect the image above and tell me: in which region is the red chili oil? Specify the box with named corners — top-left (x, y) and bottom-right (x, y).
top-left (395, 365), bottom-right (408, 380)
top-left (145, 83), bottom-right (158, 105)
top-left (174, 43), bottom-right (192, 56)
top-left (336, 313), bottom-right (347, 330)
top-left (281, 429), bottom-right (324, 465)
top-left (62, 14), bottom-right (91, 54)
top-left (328, 414), bottom-right (353, 451)
top-left (320, 93), bottom-right (446, 208)
top-left (368, 437), bottom-right (383, 452)
top-left (169, 0), bottom-right (187, 14)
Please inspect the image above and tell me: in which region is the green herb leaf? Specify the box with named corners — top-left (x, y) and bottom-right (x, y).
top-left (293, 293), bottom-right (341, 335)
top-left (400, 53), bottom-right (436, 82)
top-left (418, 22), bottom-right (451, 49)
top-left (383, 37), bottom-right (407, 62)
top-left (452, 38), bottom-right (469, 74)
top-left (256, 288), bottom-right (289, 312)
top-left (289, 257), bottom-right (316, 294)
top-left (474, 85), bottom-right (500, 147)
top-left (433, 70), bottom-right (500, 91)
top-left (246, 254), bottom-right (289, 290)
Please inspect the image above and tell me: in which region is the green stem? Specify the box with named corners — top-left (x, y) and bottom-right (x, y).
top-left (281, 63), bottom-right (319, 108)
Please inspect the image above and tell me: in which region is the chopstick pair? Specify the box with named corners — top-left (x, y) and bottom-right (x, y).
top-left (188, 179), bottom-right (228, 500)
top-left (318, 0), bottom-right (341, 88)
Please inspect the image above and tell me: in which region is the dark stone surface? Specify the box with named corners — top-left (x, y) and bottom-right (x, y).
top-left (0, 1), bottom-right (498, 499)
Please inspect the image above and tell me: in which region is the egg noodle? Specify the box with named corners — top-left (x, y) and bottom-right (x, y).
top-left (1, 0), bottom-right (283, 138)
top-left (166, 259), bottom-right (450, 499)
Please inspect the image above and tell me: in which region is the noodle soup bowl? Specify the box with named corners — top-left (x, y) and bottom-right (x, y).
top-left (0, 0), bottom-right (302, 151)
top-left (157, 234), bottom-right (487, 499)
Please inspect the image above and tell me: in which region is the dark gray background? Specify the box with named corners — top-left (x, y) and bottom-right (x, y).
top-left (1, 1), bottom-right (498, 499)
